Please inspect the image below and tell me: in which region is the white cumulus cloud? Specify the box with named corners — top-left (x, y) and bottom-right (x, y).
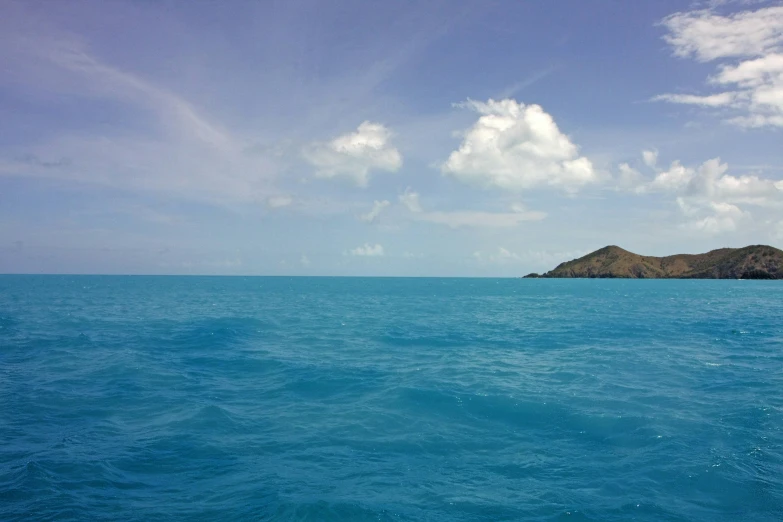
top-left (398, 187), bottom-right (422, 213)
top-left (655, 5), bottom-right (783, 127)
top-left (360, 200), bottom-right (390, 223)
top-left (642, 149), bottom-right (658, 169)
top-left (680, 200), bottom-right (750, 235)
top-left (304, 122), bottom-right (402, 187)
top-left (473, 247), bottom-right (524, 265)
top-left (685, 158), bottom-right (783, 206)
top-left (266, 195), bottom-right (293, 208)
top-left (630, 155), bottom-right (783, 205)
top-left (347, 243), bottom-right (385, 257)
top-left (441, 99), bottom-right (599, 192)
top-left (472, 247), bottom-right (523, 264)
top-left (621, 150), bottom-right (783, 236)
top-left (649, 161), bottom-right (698, 193)
top-left (617, 163), bottom-right (644, 191)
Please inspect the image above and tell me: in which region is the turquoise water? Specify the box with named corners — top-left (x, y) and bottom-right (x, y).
top-left (1, 276), bottom-right (782, 521)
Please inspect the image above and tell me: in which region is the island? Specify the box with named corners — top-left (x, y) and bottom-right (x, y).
top-left (525, 245), bottom-right (783, 279)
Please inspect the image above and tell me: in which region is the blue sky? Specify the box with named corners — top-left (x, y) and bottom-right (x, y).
top-left (1, 0), bottom-right (782, 276)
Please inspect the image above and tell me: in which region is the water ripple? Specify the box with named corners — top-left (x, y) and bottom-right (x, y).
top-left (1, 276), bottom-right (782, 521)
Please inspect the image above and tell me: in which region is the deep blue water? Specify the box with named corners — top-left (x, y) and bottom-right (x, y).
top-left (1, 276), bottom-right (782, 521)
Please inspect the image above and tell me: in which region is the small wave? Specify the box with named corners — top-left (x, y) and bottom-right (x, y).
top-left (166, 317), bottom-right (282, 350)
top-left (265, 500), bottom-right (407, 522)
top-left (2, 276), bottom-right (783, 521)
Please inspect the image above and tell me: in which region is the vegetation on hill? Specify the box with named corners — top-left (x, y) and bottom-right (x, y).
top-left (528, 245), bottom-right (783, 279)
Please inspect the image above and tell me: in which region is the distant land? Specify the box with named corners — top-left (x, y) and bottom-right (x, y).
top-left (525, 245), bottom-right (783, 279)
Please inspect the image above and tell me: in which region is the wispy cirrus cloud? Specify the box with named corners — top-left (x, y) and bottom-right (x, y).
top-left (267, 195), bottom-right (294, 209)
top-left (655, 5), bottom-right (783, 127)
top-left (0, 8), bottom-right (280, 205)
top-left (415, 209), bottom-right (546, 228)
top-left (472, 247), bottom-right (590, 268)
top-left (397, 187), bottom-right (546, 228)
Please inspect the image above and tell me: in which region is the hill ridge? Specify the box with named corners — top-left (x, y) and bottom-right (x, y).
top-left (526, 245), bottom-right (783, 279)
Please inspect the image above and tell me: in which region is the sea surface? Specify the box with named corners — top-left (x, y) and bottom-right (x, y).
top-left (1, 276), bottom-right (782, 521)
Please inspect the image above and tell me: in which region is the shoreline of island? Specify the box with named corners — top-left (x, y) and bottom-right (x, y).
top-left (524, 245), bottom-right (783, 279)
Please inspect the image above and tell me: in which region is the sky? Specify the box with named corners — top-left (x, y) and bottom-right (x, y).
top-left (1, 0), bottom-right (783, 276)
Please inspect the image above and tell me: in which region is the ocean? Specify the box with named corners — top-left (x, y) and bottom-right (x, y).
top-left (0, 276), bottom-right (781, 521)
